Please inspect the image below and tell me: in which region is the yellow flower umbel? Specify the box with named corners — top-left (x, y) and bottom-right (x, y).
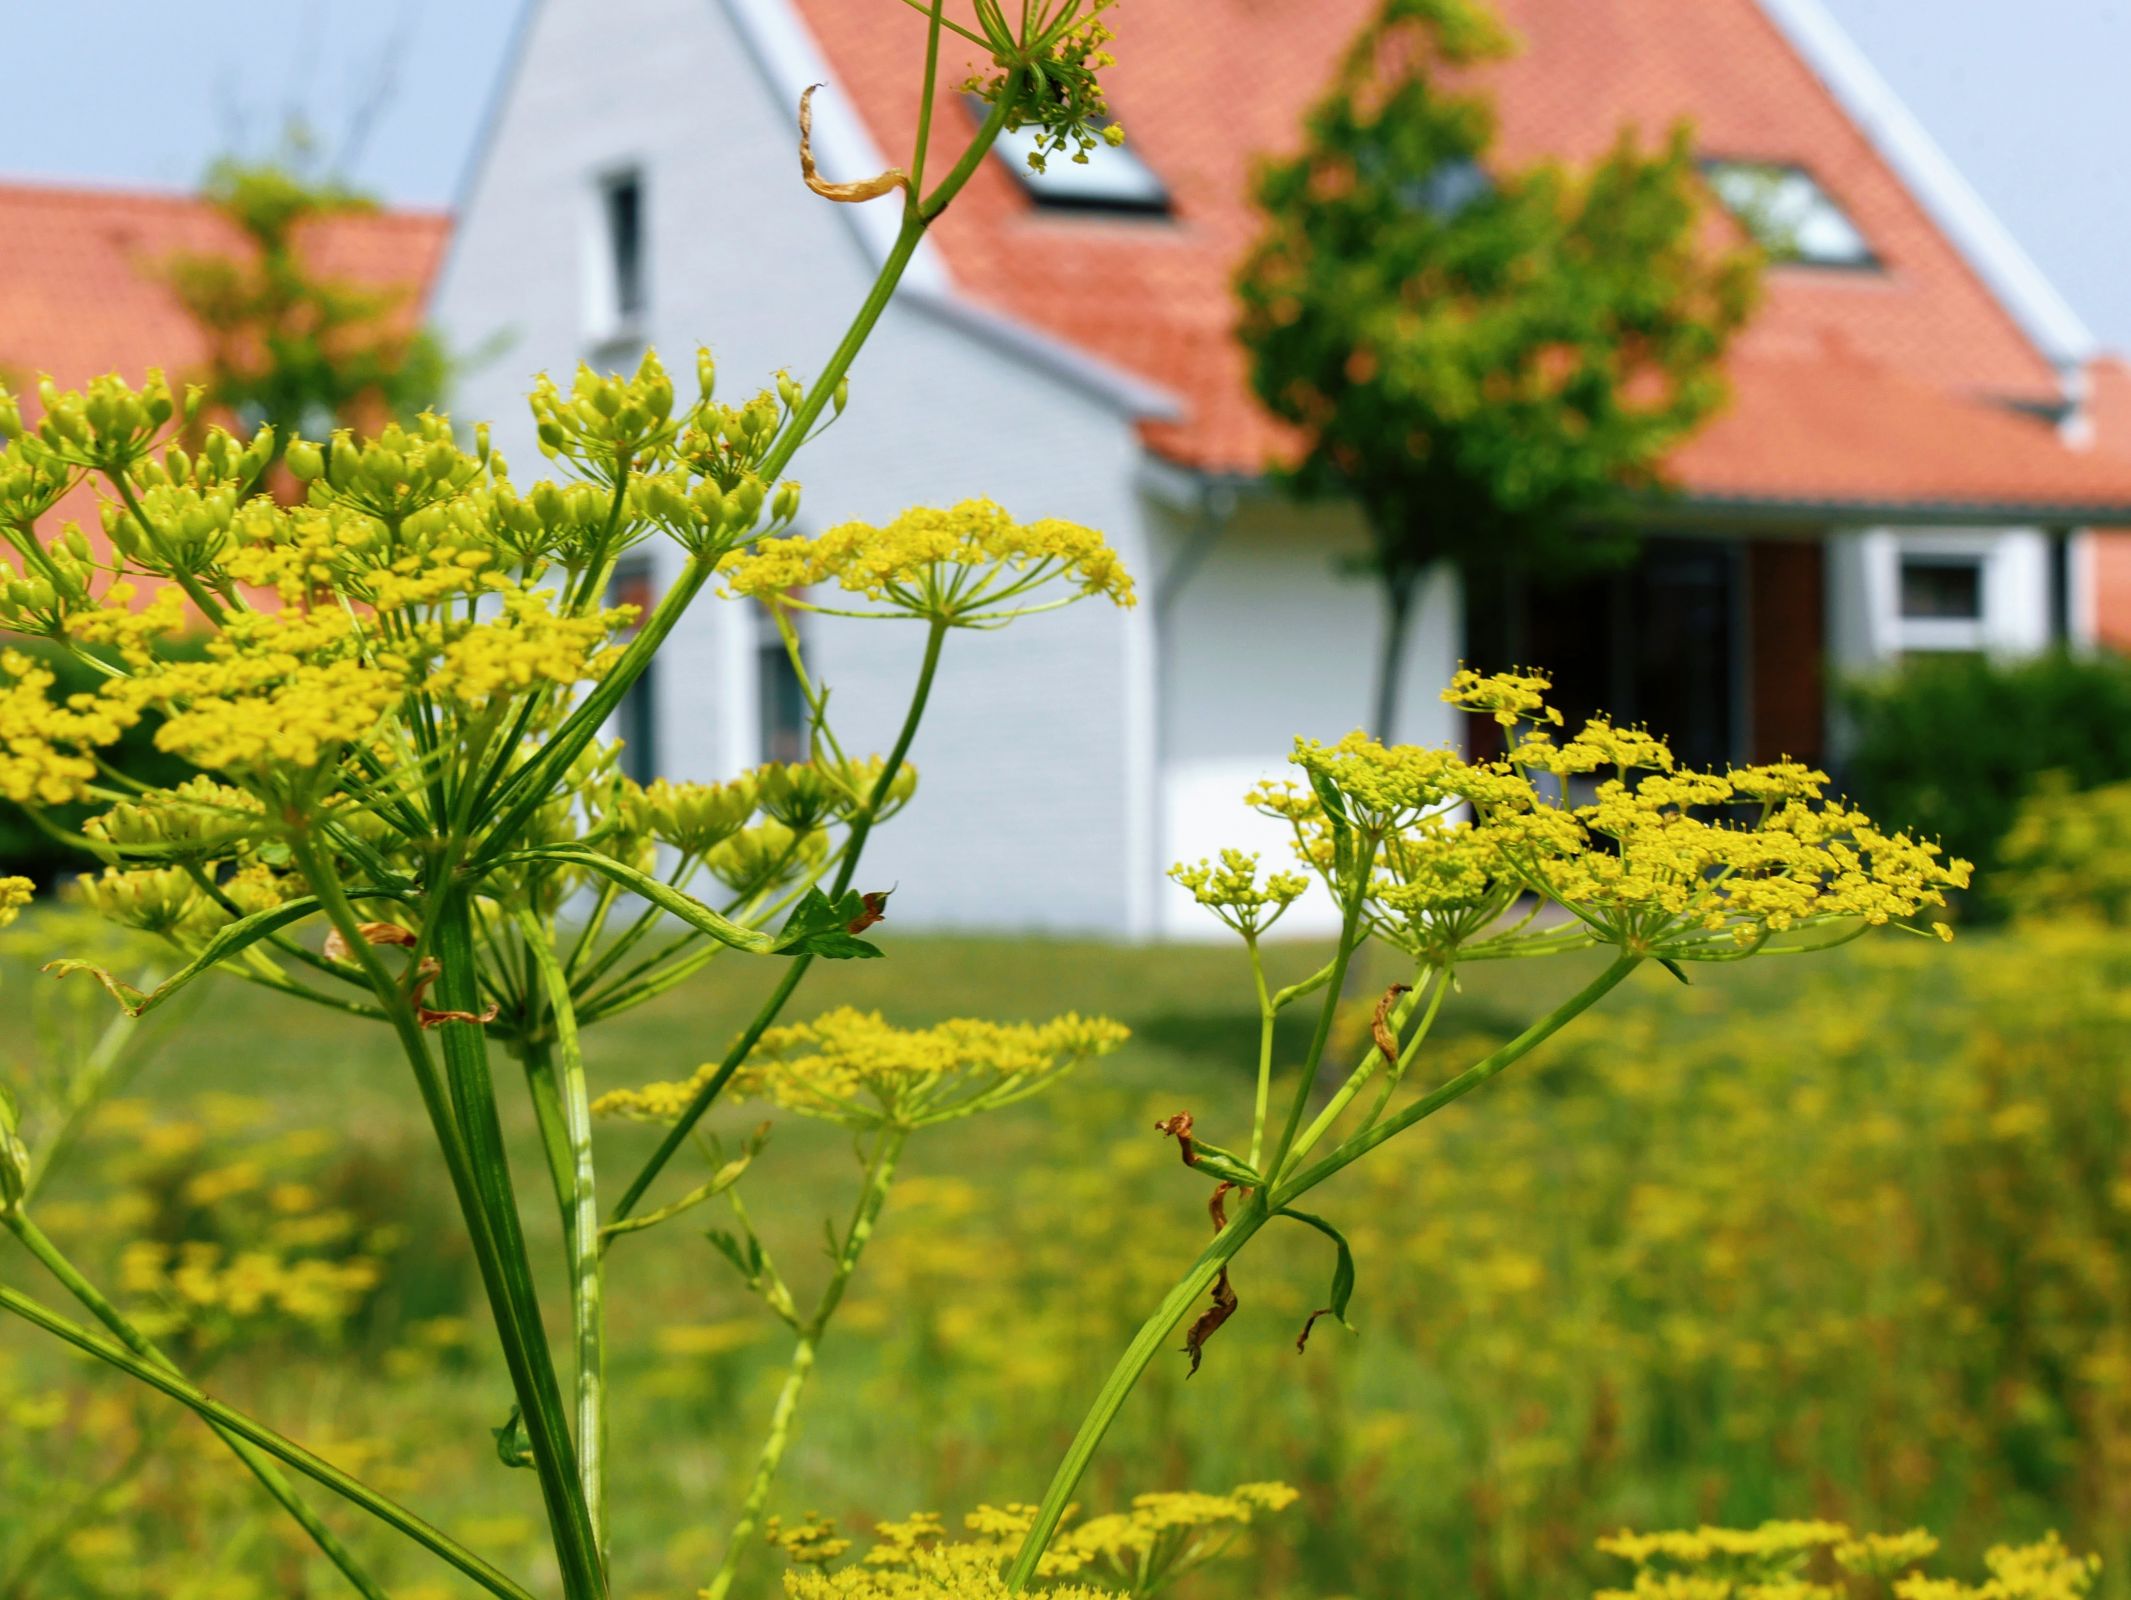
top-left (1168, 849), bottom-right (1309, 938)
top-left (1596, 1522), bottom-right (2097, 1600)
top-left (772, 1480), bottom-right (1297, 1600)
top-left (596, 1006), bottom-right (1128, 1133)
top-left (720, 498), bottom-right (1134, 626)
top-left (0, 876), bottom-right (31, 928)
top-left (1211, 669), bottom-right (1971, 964)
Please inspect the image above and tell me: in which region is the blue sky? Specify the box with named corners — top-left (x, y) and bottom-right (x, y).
top-left (11, 0), bottom-right (2131, 349)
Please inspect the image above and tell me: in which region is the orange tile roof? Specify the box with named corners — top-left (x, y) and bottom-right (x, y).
top-left (0, 178), bottom-right (448, 392)
top-left (791, 0), bottom-right (2131, 519)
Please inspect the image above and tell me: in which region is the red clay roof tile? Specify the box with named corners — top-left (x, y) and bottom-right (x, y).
top-left (791, 0), bottom-right (2131, 517)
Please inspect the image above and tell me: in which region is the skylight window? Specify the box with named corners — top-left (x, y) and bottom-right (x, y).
top-left (979, 103), bottom-right (1169, 214)
top-left (1702, 159), bottom-right (1874, 267)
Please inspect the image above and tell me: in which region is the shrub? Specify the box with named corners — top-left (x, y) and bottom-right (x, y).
top-left (1838, 650), bottom-right (2131, 910)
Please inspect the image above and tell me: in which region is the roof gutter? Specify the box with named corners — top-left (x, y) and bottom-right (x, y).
top-left (1648, 491), bottom-right (2131, 531)
top-left (716, 0), bottom-right (1183, 423)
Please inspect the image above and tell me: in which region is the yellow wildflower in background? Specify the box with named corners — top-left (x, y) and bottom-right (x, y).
top-left (596, 1007), bottom-right (1127, 1131)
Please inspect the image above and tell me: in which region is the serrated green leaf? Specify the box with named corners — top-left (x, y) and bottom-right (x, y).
top-left (42, 895), bottom-right (358, 1017)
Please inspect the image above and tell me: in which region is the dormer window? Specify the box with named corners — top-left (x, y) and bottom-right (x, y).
top-left (1702, 159), bottom-right (1875, 268)
top-left (979, 103), bottom-right (1169, 214)
top-left (589, 167), bottom-right (648, 340)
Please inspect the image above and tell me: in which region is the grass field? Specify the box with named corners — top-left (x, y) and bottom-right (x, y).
top-left (3, 921), bottom-right (2126, 1599)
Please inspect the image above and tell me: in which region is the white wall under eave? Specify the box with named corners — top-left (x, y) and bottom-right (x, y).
top-left (1825, 526), bottom-right (2055, 715)
top-left (1151, 494), bottom-right (1461, 939)
top-left (430, 0), bottom-right (1155, 935)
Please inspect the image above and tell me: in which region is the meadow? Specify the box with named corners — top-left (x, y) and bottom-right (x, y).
top-left (4, 914), bottom-right (2124, 1599)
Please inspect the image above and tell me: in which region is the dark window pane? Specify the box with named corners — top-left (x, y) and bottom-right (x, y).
top-left (1899, 558), bottom-right (1983, 621)
top-left (609, 562), bottom-right (657, 781)
top-left (604, 172), bottom-right (645, 318)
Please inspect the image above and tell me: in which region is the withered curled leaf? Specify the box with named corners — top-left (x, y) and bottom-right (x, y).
top-left (799, 84), bottom-right (912, 204)
top-left (324, 921), bottom-right (418, 964)
top-left (1372, 982), bottom-right (1413, 1066)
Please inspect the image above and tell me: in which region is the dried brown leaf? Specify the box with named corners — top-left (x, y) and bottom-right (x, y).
top-left (799, 85), bottom-right (912, 204)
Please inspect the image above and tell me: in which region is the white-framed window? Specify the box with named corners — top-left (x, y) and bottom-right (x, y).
top-left (586, 166), bottom-right (648, 343)
top-left (1702, 158), bottom-right (1875, 268)
top-left (1898, 554), bottom-right (1985, 622)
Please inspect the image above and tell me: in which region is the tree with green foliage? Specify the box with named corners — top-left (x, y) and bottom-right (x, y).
top-left (1237, 0), bottom-right (1759, 736)
top-left (162, 156), bottom-right (447, 475)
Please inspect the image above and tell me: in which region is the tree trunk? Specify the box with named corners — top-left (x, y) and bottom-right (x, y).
top-left (1372, 567), bottom-right (1421, 741)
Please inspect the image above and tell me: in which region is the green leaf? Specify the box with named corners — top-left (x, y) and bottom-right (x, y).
top-left (1278, 1206), bottom-right (1357, 1351)
top-left (773, 887), bottom-right (884, 960)
top-left (491, 1406), bottom-right (534, 1470)
top-left (43, 896), bottom-right (334, 1016)
top-left (1659, 957), bottom-right (1692, 985)
top-left (485, 846), bottom-right (777, 954)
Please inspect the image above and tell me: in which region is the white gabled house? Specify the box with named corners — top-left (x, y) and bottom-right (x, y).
top-left (434, 0), bottom-right (2131, 936)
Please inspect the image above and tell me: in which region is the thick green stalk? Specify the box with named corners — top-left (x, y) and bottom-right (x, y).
top-left (702, 1127), bottom-right (908, 1600)
top-left (4, 1213), bottom-right (388, 1599)
top-left (0, 1280), bottom-right (534, 1600)
top-left (607, 621), bottom-right (948, 1226)
top-left (1001, 1202), bottom-right (1270, 1589)
top-left (516, 908), bottom-right (609, 1553)
top-left (1002, 955), bottom-right (1645, 1590)
top-left (293, 836), bottom-right (601, 1599)
top-left (1265, 871), bottom-right (1374, 1184)
top-left (1286, 967), bottom-right (1437, 1164)
top-left (430, 893), bottom-right (607, 1599)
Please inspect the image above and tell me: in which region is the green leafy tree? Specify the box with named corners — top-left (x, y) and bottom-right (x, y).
top-left (162, 155), bottom-right (447, 470)
top-left (1237, 0), bottom-right (1759, 735)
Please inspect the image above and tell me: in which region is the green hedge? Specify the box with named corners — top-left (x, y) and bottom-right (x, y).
top-left (1838, 649), bottom-right (2131, 909)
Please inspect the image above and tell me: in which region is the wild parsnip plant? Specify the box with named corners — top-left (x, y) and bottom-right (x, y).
top-left (0, 4), bottom-right (1980, 1598)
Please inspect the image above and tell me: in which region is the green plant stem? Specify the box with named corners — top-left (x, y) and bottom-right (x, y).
top-left (1001, 954), bottom-right (1645, 1590)
top-left (291, 836), bottom-right (602, 1599)
top-left (0, 1277), bottom-right (536, 1600)
top-left (1245, 936), bottom-right (1275, 1170)
top-left (606, 620), bottom-right (948, 1227)
top-left (430, 892), bottom-right (607, 1599)
top-left (1265, 874), bottom-right (1374, 1184)
top-left (515, 907), bottom-right (608, 1555)
top-left (1001, 1201), bottom-right (1271, 1591)
top-left (3, 1212), bottom-right (389, 1599)
top-left (702, 1126), bottom-right (908, 1600)
top-left (1287, 966), bottom-right (1438, 1164)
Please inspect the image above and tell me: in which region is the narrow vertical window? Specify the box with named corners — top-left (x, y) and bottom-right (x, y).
top-left (609, 559), bottom-right (658, 782)
top-left (757, 606), bottom-right (808, 765)
top-left (601, 169), bottom-right (647, 327)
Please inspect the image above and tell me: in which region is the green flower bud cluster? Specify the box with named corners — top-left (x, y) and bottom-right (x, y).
top-left (0, 436), bottom-right (74, 526)
top-left (706, 819), bottom-right (826, 897)
top-left (964, 0), bottom-right (1125, 174)
top-left (622, 774), bottom-right (760, 857)
top-left (73, 865), bottom-right (215, 938)
top-left (84, 778), bottom-right (268, 862)
top-left (754, 762), bottom-right (843, 833)
top-left (825, 754), bottom-right (920, 822)
top-left (531, 351), bottom-right (682, 483)
top-left (105, 481), bottom-right (242, 571)
top-left (0, 525), bottom-right (100, 630)
top-left (626, 469), bottom-right (768, 559)
top-left (132, 424), bottom-right (278, 495)
top-left (293, 413), bottom-right (492, 525)
top-left (15, 369), bottom-right (199, 471)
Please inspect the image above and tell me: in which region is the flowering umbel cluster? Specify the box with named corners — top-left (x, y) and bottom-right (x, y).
top-left (596, 1006), bottom-right (1129, 1132)
top-left (1597, 1521), bottom-right (2098, 1600)
top-left (773, 1481), bottom-right (1298, 1598)
top-left (1190, 667), bottom-right (1971, 964)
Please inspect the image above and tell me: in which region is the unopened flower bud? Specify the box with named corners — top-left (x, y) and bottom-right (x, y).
top-left (286, 438), bottom-right (324, 482)
top-left (772, 481), bottom-right (801, 523)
